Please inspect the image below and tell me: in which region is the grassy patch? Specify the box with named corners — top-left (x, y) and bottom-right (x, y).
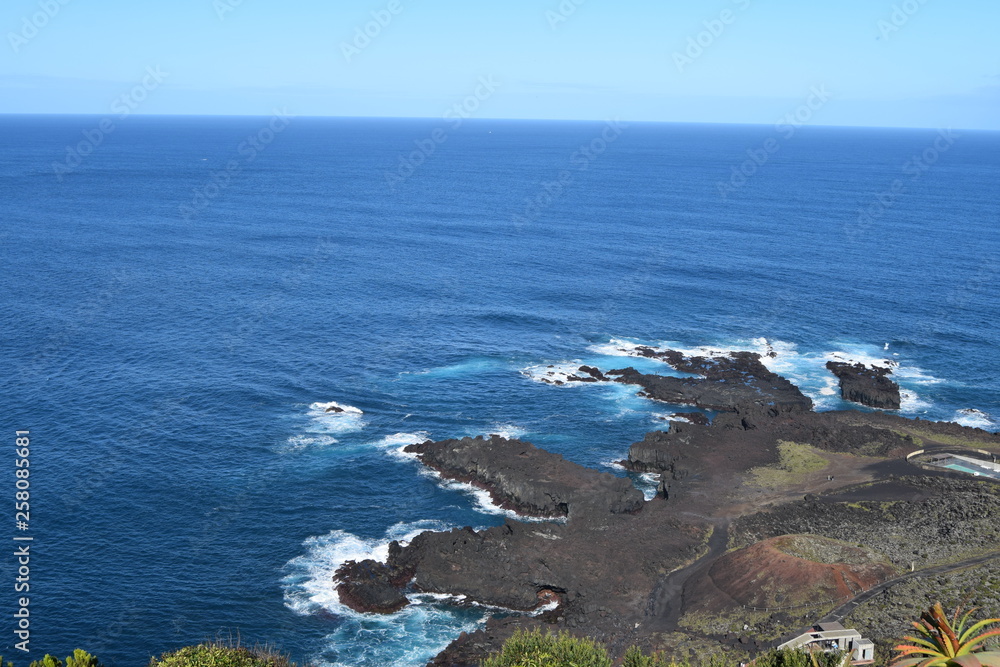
top-left (148, 642), bottom-right (296, 667)
top-left (903, 428), bottom-right (999, 450)
top-left (749, 442), bottom-right (829, 490)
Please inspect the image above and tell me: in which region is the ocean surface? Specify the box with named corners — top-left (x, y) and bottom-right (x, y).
top-left (2, 116), bottom-right (998, 667)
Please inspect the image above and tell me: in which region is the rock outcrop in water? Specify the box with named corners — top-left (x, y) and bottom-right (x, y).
top-left (609, 350), bottom-right (813, 425)
top-left (335, 556), bottom-right (412, 614)
top-left (536, 348), bottom-right (813, 428)
top-left (403, 435), bottom-right (644, 519)
top-left (825, 361), bottom-right (901, 410)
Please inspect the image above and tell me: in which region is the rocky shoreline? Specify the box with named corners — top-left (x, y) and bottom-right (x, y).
top-left (403, 435), bottom-right (644, 519)
top-left (333, 347), bottom-right (1000, 665)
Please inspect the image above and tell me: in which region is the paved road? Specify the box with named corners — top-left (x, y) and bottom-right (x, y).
top-left (646, 522), bottom-right (999, 643)
top-left (817, 549), bottom-right (1000, 625)
top-left (647, 519), bottom-right (730, 633)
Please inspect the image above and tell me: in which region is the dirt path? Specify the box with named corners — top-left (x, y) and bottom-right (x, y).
top-left (646, 519), bottom-right (730, 633)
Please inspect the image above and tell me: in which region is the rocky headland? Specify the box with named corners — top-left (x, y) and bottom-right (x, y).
top-left (403, 435), bottom-right (644, 519)
top-left (334, 347), bottom-right (1000, 665)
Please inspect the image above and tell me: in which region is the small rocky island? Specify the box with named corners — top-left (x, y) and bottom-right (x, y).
top-left (334, 346), bottom-right (1000, 665)
top-left (825, 361), bottom-right (902, 409)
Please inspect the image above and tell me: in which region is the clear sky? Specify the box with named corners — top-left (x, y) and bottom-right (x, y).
top-left (2, 0), bottom-right (998, 129)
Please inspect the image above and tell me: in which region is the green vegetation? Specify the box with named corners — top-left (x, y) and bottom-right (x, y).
top-left (148, 642), bottom-right (296, 667)
top-left (752, 648), bottom-right (846, 667)
top-left (891, 603), bottom-right (1000, 667)
top-left (774, 534), bottom-right (891, 567)
top-left (480, 629), bottom-right (613, 667)
top-left (480, 629), bottom-right (849, 667)
top-left (749, 441), bottom-right (829, 489)
top-left (903, 429), bottom-right (997, 451)
top-left (0, 650), bottom-right (105, 667)
top-left (621, 646), bottom-right (730, 667)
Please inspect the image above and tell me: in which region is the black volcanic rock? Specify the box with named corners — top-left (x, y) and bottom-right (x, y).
top-left (334, 558), bottom-right (411, 614)
top-left (826, 361), bottom-right (901, 409)
top-left (577, 365), bottom-right (607, 381)
top-left (404, 436), bottom-right (643, 519)
top-left (382, 506), bottom-right (707, 621)
top-left (623, 411), bottom-right (921, 481)
top-left (606, 360), bottom-right (811, 427)
top-left (621, 349), bottom-right (812, 422)
top-left (659, 412), bottom-right (711, 426)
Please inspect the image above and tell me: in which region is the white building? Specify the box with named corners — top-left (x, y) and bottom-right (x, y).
top-left (777, 622), bottom-right (875, 665)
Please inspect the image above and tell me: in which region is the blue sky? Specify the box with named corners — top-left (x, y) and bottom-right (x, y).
top-left (1, 0), bottom-right (998, 128)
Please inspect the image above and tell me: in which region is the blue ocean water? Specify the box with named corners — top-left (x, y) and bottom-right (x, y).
top-left (1, 116), bottom-right (998, 666)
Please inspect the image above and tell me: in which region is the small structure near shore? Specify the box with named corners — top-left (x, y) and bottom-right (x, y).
top-left (778, 622), bottom-right (875, 665)
top-left (907, 449), bottom-right (1000, 481)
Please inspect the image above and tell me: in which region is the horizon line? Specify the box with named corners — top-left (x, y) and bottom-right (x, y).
top-left (1, 112), bottom-right (996, 133)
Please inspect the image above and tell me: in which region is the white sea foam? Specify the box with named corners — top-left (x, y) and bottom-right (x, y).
top-left (623, 337), bottom-right (948, 416)
top-left (636, 472), bottom-right (660, 501)
top-left (389, 436), bottom-right (564, 523)
top-left (305, 401), bottom-right (367, 435)
top-left (282, 521), bottom-right (492, 667)
top-left (818, 345), bottom-right (947, 413)
top-left (588, 338), bottom-right (729, 371)
top-left (311, 401), bottom-right (364, 415)
top-left (520, 362), bottom-right (591, 385)
top-left (599, 460), bottom-right (658, 501)
top-left (381, 433), bottom-right (432, 465)
top-left (284, 519), bottom-right (567, 666)
top-left (483, 423), bottom-right (527, 440)
top-left (282, 520), bottom-right (450, 617)
top-left (436, 477), bottom-right (565, 523)
top-left (586, 338), bottom-right (648, 358)
top-left (736, 338), bottom-right (945, 415)
top-left (953, 408), bottom-right (996, 430)
top-left (310, 607), bottom-right (489, 667)
top-left (376, 432), bottom-right (431, 449)
top-left (283, 434), bottom-right (338, 451)
top-left (530, 598), bottom-right (560, 615)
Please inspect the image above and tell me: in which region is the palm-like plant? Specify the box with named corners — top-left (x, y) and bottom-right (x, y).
top-left (892, 602), bottom-right (1000, 667)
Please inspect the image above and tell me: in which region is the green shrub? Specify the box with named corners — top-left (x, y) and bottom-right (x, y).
top-left (481, 629), bottom-right (612, 667)
top-left (28, 657), bottom-right (63, 667)
top-left (65, 650), bottom-right (102, 667)
top-left (26, 652), bottom-right (102, 667)
top-left (753, 648), bottom-right (845, 667)
top-left (148, 642), bottom-right (295, 667)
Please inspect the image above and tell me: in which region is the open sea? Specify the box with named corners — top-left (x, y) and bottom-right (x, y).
top-left (2, 116), bottom-right (998, 666)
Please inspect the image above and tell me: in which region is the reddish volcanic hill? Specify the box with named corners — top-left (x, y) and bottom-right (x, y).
top-left (688, 534), bottom-right (896, 612)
